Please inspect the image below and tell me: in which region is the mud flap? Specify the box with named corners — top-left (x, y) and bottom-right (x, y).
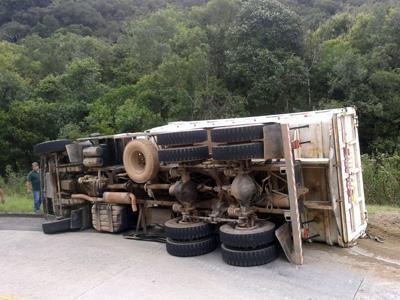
top-left (42, 218), bottom-right (71, 234)
top-left (70, 206), bottom-right (91, 230)
top-left (275, 222), bottom-right (299, 264)
top-left (42, 206), bottom-right (91, 234)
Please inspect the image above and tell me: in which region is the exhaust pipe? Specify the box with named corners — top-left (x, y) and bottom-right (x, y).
top-left (71, 192), bottom-right (137, 212)
top-left (103, 192), bottom-right (137, 212)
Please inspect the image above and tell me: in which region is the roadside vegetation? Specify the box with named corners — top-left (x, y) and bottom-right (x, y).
top-left (0, 167), bottom-right (32, 212)
top-left (362, 154), bottom-right (400, 207)
top-left (0, 0), bottom-right (399, 210)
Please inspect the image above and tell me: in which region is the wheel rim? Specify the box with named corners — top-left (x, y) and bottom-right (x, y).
top-left (131, 150), bottom-right (146, 175)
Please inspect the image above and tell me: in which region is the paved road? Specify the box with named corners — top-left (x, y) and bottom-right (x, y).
top-left (0, 217), bottom-right (399, 300)
top-left (0, 215), bottom-right (43, 231)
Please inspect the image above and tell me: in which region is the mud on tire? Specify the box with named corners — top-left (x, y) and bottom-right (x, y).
top-left (123, 139), bottom-right (159, 183)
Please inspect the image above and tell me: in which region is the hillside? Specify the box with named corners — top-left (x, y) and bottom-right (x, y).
top-left (0, 0), bottom-right (399, 173)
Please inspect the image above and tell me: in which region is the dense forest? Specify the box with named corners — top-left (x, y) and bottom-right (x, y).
top-left (0, 0), bottom-right (399, 175)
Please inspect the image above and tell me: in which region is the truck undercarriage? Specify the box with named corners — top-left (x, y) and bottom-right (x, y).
top-left (36, 107), bottom-right (367, 266)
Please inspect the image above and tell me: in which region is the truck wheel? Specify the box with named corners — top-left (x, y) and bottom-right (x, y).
top-left (42, 218), bottom-right (71, 234)
top-left (212, 142), bottom-right (263, 161)
top-left (123, 139), bottom-right (159, 183)
top-left (219, 221), bottom-right (276, 249)
top-left (158, 146), bottom-right (209, 163)
top-left (211, 125), bottom-right (264, 143)
top-left (166, 236), bottom-right (217, 257)
top-left (156, 130), bottom-right (207, 146)
top-left (33, 139), bottom-right (72, 155)
top-left (221, 243), bottom-right (278, 267)
top-left (165, 218), bottom-right (215, 241)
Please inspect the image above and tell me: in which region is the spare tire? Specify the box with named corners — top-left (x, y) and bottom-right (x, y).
top-left (158, 146), bottom-right (209, 163)
top-left (123, 139), bottom-right (159, 183)
top-left (211, 125), bottom-right (264, 143)
top-left (34, 139), bottom-right (72, 155)
top-left (156, 130), bottom-right (207, 146)
top-left (212, 142), bottom-right (263, 161)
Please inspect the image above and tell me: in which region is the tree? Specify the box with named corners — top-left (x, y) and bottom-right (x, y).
top-left (86, 85), bottom-right (137, 134)
top-left (228, 0), bottom-right (303, 54)
top-left (0, 21), bottom-right (31, 42)
top-left (113, 8), bottom-right (185, 84)
top-left (0, 41), bottom-right (30, 108)
top-left (7, 99), bottom-right (59, 170)
top-left (115, 99), bottom-right (163, 132)
top-left (225, 0), bottom-right (306, 115)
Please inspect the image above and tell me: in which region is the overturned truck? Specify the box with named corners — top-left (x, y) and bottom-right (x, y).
top-left (35, 107), bottom-right (367, 266)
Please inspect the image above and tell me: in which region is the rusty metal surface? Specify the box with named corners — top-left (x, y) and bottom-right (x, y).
top-left (83, 157), bottom-right (103, 167)
top-left (263, 123), bottom-right (283, 159)
top-left (83, 146), bottom-right (103, 157)
top-left (103, 192), bottom-right (137, 212)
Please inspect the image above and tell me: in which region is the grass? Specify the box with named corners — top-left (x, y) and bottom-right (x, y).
top-left (0, 192), bottom-right (35, 213)
top-left (366, 204), bottom-right (400, 215)
top-left (0, 169), bottom-right (42, 213)
top-left (362, 154), bottom-right (400, 207)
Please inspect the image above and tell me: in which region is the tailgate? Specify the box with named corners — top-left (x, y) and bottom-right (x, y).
top-left (334, 108), bottom-right (367, 244)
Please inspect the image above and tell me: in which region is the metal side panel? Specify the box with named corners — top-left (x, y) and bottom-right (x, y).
top-left (334, 109), bottom-right (367, 244)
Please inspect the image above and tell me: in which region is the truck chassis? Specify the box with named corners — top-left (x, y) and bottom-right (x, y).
top-left (36, 107), bottom-right (367, 266)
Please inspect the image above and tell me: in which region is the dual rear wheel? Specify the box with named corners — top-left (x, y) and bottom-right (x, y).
top-left (164, 218), bottom-right (279, 266)
top-left (164, 218), bottom-right (217, 257)
top-left (219, 222), bottom-right (278, 267)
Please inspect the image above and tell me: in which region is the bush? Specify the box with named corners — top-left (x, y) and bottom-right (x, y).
top-left (362, 154), bottom-right (400, 206)
top-left (0, 166), bottom-right (32, 212)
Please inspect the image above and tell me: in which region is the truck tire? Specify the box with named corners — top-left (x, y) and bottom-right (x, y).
top-left (123, 139), bottom-right (159, 183)
top-left (212, 142), bottom-right (263, 161)
top-left (219, 221), bottom-right (276, 249)
top-left (221, 243), bottom-right (278, 267)
top-left (211, 125), bottom-right (264, 143)
top-left (33, 139), bottom-right (72, 155)
top-left (156, 130), bottom-right (207, 146)
top-left (165, 218), bottom-right (214, 241)
top-left (166, 236), bottom-right (217, 257)
top-left (42, 218), bottom-right (71, 234)
top-left (158, 146), bottom-right (209, 163)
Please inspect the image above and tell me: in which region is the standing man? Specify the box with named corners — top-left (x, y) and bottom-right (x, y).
top-left (26, 162), bottom-right (41, 213)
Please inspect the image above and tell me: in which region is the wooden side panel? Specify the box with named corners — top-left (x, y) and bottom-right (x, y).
top-left (281, 124), bottom-right (303, 265)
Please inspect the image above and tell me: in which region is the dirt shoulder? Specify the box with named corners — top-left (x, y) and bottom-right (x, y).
top-left (355, 209), bottom-right (400, 267)
top-left (345, 206), bottom-right (400, 284)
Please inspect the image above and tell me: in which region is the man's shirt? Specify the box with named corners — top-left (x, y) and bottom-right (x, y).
top-left (27, 170), bottom-right (40, 191)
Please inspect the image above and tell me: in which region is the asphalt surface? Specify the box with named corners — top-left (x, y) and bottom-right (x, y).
top-left (0, 217), bottom-right (399, 300)
top-left (0, 215), bottom-right (43, 231)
